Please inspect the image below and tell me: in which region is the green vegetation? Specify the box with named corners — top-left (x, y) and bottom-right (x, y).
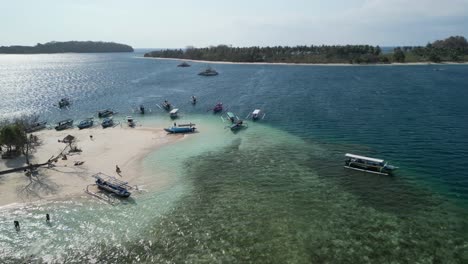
top-left (0, 41), bottom-right (133, 54)
top-left (144, 36), bottom-right (468, 64)
top-left (0, 123), bottom-right (26, 155)
top-left (0, 117), bottom-right (39, 161)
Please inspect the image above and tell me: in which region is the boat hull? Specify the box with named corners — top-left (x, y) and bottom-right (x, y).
top-left (78, 121), bottom-right (93, 129)
top-left (97, 183), bottom-right (131, 197)
top-left (164, 127), bottom-right (196, 133)
top-left (344, 164), bottom-right (394, 175)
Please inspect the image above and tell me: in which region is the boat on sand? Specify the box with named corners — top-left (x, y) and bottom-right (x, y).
top-left (164, 123), bottom-right (196, 133)
top-left (92, 173), bottom-right (132, 198)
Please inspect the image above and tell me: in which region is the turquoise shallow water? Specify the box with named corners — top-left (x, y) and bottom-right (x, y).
top-left (1, 53), bottom-right (468, 262)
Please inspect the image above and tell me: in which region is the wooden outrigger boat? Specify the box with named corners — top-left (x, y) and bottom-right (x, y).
top-left (101, 117), bottom-right (114, 128)
top-left (226, 112), bottom-right (237, 123)
top-left (212, 102), bottom-right (223, 113)
top-left (177, 61), bottom-right (191, 67)
top-left (55, 119), bottom-right (73, 131)
top-left (92, 173), bottom-right (132, 198)
top-left (198, 67), bottom-right (218, 76)
top-left (98, 109), bottom-right (114, 118)
top-left (229, 120), bottom-right (247, 131)
top-left (77, 118), bottom-right (94, 130)
top-left (161, 100), bottom-right (172, 111)
top-left (58, 98), bottom-right (70, 108)
top-left (169, 108), bottom-right (179, 119)
top-left (246, 109), bottom-right (266, 121)
top-left (164, 123), bottom-right (196, 133)
top-left (25, 121), bottom-right (47, 133)
top-left (344, 153), bottom-right (398, 175)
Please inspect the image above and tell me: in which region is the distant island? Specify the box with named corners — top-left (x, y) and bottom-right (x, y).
top-left (0, 41), bottom-right (134, 54)
top-left (144, 36), bottom-right (468, 64)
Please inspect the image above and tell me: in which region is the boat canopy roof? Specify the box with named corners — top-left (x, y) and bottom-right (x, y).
top-left (58, 119), bottom-right (73, 124)
top-left (170, 108), bottom-right (179, 114)
top-left (345, 153), bottom-right (384, 163)
top-left (92, 172), bottom-right (131, 188)
top-left (227, 112), bottom-right (235, 118)
top-left (253, 109), bottom-right (261, 115)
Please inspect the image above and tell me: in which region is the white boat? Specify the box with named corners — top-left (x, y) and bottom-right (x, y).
top-left (127, 116), bottom-right (135, 127)
top-left (169, 108), bottom-right (179, 119)
top-left (344, 153), bottom-right (398, 175)
top-left (246, 109), bottom-right (265, 120)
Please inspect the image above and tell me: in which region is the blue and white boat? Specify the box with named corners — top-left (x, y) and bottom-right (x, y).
top-left (164, 123), bottom-right (196, 133)
top-left (77, 118), bottom-right (94, 129)
top-left (92, 173), bottom-right (132, 198)
top-left (101, 117), bottom-right (114, 128)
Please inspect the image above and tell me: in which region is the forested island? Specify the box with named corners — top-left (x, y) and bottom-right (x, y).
top-left (0, 41), bottom-right (133, 54)
top-left (144, 36), bottom-right (468, 64)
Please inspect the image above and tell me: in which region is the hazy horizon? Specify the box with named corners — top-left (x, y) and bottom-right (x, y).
top-left (1, 0), bottom-right (468, 48)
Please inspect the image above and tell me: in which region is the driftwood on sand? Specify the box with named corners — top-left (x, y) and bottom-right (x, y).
top-left (0, 144), bottom-right (69, 176)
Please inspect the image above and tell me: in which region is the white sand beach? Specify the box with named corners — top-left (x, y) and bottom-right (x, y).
top-left (0, 125), bottom-right (183, 207)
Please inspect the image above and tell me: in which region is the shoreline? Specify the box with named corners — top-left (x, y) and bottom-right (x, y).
top-left (143, 56), bottom-right (468, 66)
top-left (0, 125), bottom-right (183, 207)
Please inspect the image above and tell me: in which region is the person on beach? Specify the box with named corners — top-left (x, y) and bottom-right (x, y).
top-left (90, 135), bottom-right (93, 140)
top-left (116, 165), bottom-right (121, 174)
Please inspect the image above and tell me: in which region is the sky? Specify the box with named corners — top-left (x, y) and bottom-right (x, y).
top-left (1, 0), bottom-right (467, 48)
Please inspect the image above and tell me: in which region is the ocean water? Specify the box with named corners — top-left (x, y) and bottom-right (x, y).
top-left (0, 52), bottom-right (468, 263)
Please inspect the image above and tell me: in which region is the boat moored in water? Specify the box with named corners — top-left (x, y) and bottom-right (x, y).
top-left (77, 118), bottom-right (94, 130)
top-left (25, 121), bottom-right (47, 133)
top-left (55, 119), bottom-right (73, 131)
top-left (58, 98), bottom-right (70, 108)
top-left (224, 112), bottom-right (239, 123)
top-left (127, 116), bottom-right (135, 127)
top-left (169, 108), bottom-right (179, 119)
top-left (162, 100), bottom-right (172, 111)
top-left (213, 102), bottom-right (223, 113)
top-left (101, 117), bottom-right (114, 128)
top-left (229, 120), bottom-right (247, 131)
top-left (246, 109), bottom-right (266, 121)
top-left (98, 109), bottom-right (114, 118)
top-left (198, 67), bottom-right (218, 76)
top-left (344, 153), bottom-right (398, 175)
top-left (92, 173), bottom-right (132, 197)
top-left (164, 123), bottom-right (196, 133)
top-left (177, 61), bottom-right (191, 67)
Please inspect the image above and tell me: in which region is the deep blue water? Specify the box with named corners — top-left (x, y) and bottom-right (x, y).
top-left (1, 52), bottom-right (468, 262)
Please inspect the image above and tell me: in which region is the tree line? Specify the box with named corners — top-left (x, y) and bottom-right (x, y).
top-left (144, 36), bottom-right (468, 64)
top-left (0, 41), bottom-right (134, 54)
